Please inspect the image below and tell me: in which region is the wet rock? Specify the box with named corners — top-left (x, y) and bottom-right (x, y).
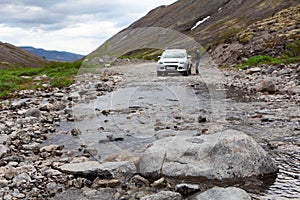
top-left (58, 161), bottom-right (136, 178)
top-left (197, 116), bottom-right (207, 123)
top-left (175, 183), bottom-right (200, 196)
top-left (190, 186), bottom-right (251, 200)
top-left (71, 128), bottom-right (81, 136)
top-left (25, 108), bottom-right (42, 118)
top-left (141, 191), bottom-right (182, 200)
top-left (138, 130), bottom-right (277, 180)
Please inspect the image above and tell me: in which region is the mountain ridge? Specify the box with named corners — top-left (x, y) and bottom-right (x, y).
top-left (20, 46), bottom-right (84, 62)
top-left (0, 42), bottom-right (48, 69)
top-left (90, 0), bottom-right (300, 66)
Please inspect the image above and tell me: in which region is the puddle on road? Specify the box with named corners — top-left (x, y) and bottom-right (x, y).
top-left (43, 76), bottom-right (300, 199)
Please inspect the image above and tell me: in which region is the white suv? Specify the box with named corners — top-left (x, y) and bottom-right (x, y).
top-left (157, 49), bottom-right (192, 76)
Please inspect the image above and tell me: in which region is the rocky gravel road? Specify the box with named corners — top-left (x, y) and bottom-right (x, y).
top-left (0, 60), bottom-right (299, 199)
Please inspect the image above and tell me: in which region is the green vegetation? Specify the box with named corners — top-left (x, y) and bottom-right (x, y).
top-left (237, 40), bottom-right (300, 69)
top-left (236, 55), bottom-right (282, 69)
top-left (281, 40), bottom-right (300, 62)
top-left (237, 55), bottom-right (282, 69)
top-left (0, 61), bottom-right (82, 98)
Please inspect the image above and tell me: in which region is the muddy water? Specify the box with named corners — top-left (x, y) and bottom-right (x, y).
top-left (46, 63), bottom-right (300, 199)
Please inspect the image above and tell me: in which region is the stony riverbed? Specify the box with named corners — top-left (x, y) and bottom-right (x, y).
top-left (0, 60), bottom-right (299, 199)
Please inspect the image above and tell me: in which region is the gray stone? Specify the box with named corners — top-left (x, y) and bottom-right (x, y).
top-left (257, 78), bottom-right (277, 93)
top-left (0, 179), bottom-right (9, 187)
top-left (278, 68), bottom-right (292, 75)
top-left (11, 99), bottom-right (28, 109)
top-left (287, 86), bottom-right (300, 95)
top-left (138, 130), bottom-right (277, 180)
top-left (141, 191), bottom-right (182, 200)
top-left (246, 67), bottom-right (261, 74)
top-left (175, 183), bottom-right (200, 196)
top-left (13, 172), bottom-right (31, 187)
top-left (0, 145), bottom-right (9, 159)
top-left (58, 161), bottom-right (136, 178)
top-left (189, 187), bottom-right (251, 200)
top-left (40, 144), bottom-right (63, 152)
top-left (25, 108), bottom-right (42, 118)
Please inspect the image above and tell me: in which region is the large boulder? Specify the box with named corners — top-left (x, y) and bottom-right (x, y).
top-left (190, 187), bottom-right (251, 200)
top-left (137, 130), bottom-right (277, 180)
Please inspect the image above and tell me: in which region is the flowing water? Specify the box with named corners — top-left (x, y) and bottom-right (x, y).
top-left (45, 63), bottom-right (300, 199)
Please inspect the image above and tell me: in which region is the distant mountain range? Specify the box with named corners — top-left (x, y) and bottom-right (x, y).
top-left (20, 46), bottom-right (84, 62)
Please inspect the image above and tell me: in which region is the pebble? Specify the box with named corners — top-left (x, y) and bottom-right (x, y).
top-left (0, 62), bottom-right (298, 199)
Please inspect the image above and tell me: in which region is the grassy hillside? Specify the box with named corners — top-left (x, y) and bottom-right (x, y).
top-left (0, 42), bottom-right (48, 68)
top-left (0, 61), bottom-right (81, 98)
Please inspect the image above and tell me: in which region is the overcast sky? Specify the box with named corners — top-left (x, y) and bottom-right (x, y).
top-left (0, 0), bottom-right (177, 55)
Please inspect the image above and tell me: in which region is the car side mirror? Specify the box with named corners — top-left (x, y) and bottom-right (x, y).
top-left (158, 56), bottom-right (161, 59)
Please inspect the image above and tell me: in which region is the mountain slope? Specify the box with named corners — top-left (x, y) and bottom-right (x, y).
top-left (128, 0), bottom-right (299, 48)
top-left (0, 42), bottom-right (47, 68)
top-left (20, 46), bottom-right (84, 62)
top-left (88, 0), bottom-right (300, 66)
top-left (211, 4), bottom-right (300, 65)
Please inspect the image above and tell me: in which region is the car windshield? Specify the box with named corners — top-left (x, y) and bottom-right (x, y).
top-left (162, 51), bottom-right (186, 59)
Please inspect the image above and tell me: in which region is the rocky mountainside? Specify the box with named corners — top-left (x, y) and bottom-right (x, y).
top-left (20, 46), bottom-right (84, 62)
top-left (0, 42), bottom-right (47, 68)
top-left (210, 3), bottom-right (300, 65)
top-left (90, 0), bottom-right (299, 66)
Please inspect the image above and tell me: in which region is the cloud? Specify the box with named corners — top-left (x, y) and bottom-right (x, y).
top-left (0, 0), bottom-right (177, 54)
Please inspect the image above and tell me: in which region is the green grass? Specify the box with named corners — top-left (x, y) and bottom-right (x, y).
top-left (282, 40), bottom-right (300, 58)
top-left (246, 56), bottom-right (282, 66)
top-left (0, 60), bottom-right (82, 99)
top-left (237, 55), bottom-right (282, 69)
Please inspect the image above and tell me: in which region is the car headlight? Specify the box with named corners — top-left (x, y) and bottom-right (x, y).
top-left (158, 61), bottom-right (163, 64)
top-left (179, 61), bottom-right (185, 64)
